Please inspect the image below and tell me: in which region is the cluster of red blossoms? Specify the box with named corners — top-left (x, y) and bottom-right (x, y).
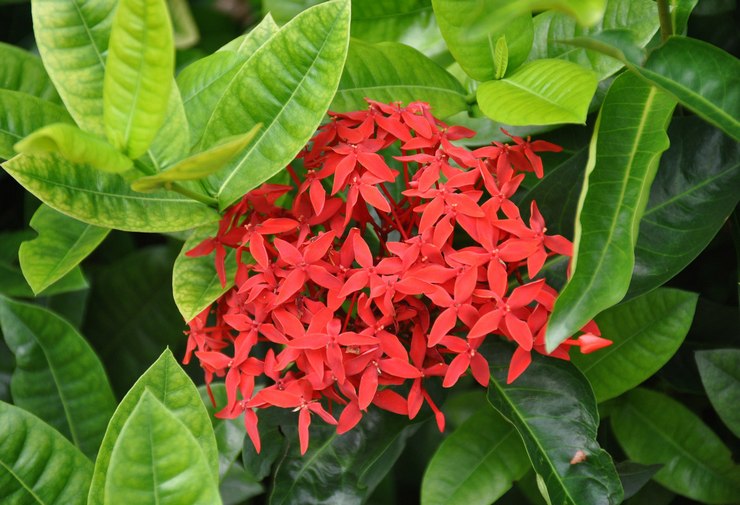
top-left (184, 99), bottom-right (611, 455)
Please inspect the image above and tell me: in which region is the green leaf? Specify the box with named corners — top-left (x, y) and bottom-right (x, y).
top-left (421, 405), bottom-right (529, 505)
top-left (0, 89), bottom-right (73, 161)
top-left (0, 401), bottom-right (93, 505)
top-left (0, 296), bottom-right (116, 459)
top-left (627, 117), bottom-right (740, 298)
top-left (270, 408), bottom-right (420, 505)
top-left (571, 288), bottom-right (698, 402)
top-left (180, 16), bottom-right (278, 149)
top-left (18, 205), bottom-right (109, 295)
top-left (545, 72), bottom-right (676, 351)
top-left (2, 152), bottom-right (219, 232)
top-left (89, 348), bottom-right (219, 505)
top-left (493, 36), bottom-right (508, 79)
top-left (611, 388), bottom-right (740, 503)
top-left (15, 123), bottom-right (133, 173)
top-left (105, 391), bottom-right (222, 505)
top-left (638, 36), bottom-right (740, 141)
top-left (168, 0), bottom-right (200, 49)
top-left (696, 349), bottom-right (740, 438)
top-left (31, 0), bottom-right (116, 136)
top-left (219, 465), bottom-right (264, 505)
top-left (242, 415), bottom-right (284, 482)
top-left (432, 0), bottom-right (533, 80)
top-left (132, 125), bottom-right (261, 192)
top-left (670, 0), bottom-right (698, 35)
top-left (617, 461), bottom-right (662, 500)
top-left (103, 0), bottom-right (174, 158)
top-left (332, 39), bottom-right (468, 118)
top-left (528, 0), bottom-right (659, 79)
top-left (198, 384), bottom-right (245, 480)
top-left (477, 59), bottom-right (598, 125)
top-left (200, 0), bottom-right (351, 209)
top-left (487, 342), bottom-right (623, 505)
top-left (0, 41), bottom-right (59, 102)
top-left (173, 224), bottom-right (237, 322)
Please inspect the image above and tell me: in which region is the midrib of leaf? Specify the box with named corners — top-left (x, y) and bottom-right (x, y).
top-left (489, 375), bottom-right (578, 505)
top-left (70, 0), bottom-right (107, 70)
top-left (576, 318), bottom-right (664, 373)
top-left (33, 225), bottom-right (103, 289)
top-left (120, 1), bottom-right (152, 152)
top-left (217, 11), bottom-right (344, 202)
top-left (0, 458), bottom-right (46, 504)
top-left (642, 163), bottom-right (739, 215)
top-left (270, 433), bottom-right (338, 504)
top-left (500, 76), bottom-right (578, 119)
top-left (147, 417), bottom-right (162, 505)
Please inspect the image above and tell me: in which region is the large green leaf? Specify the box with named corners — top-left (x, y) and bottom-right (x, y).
top-left (545, 72), bottom-right (676, 351)
top-left (15, 123), bottom-right (133, 173)
top-left (173, 224), bottom-right (237, 322)
top-left (487, 343), bottom-right (623, 505)
top-left (421, 405), bottom-right (529, 505)
top-left (332, 39), bottom-right (468, 118)
top-left (0, 90), bottom-right (73, 161)
top-left (571, 288), bottom-right (697, 402)
top-left (0, 41), bottom-right (59, 102)
top-left (89, 348), bottom-right (218, 505)
top-left (528, 0), bottom-right (659, 80)
top-left (432, 0), bottom-right (534, 80)
top-left (198, 384), bottom-right (246, 480)
top-left (19, 204), bottom-right (109, 295)
top-left (477, 59), bottom-right (598, 125)
top-left (638, 36), bottom-right (740, 141)
top-left (200, 0), bottom-right (351, 209)
top-left (103, 0), bottom-right (174, 158)
top-left (179, 15), bottom-right (279, 149)
top-left (612, 388), bottom-right (740, 503)
top-left (627, 117), bottom-right (740, 298)
top-left (2, 152), bottom-right (218, 232)
top-left (31, 0), bottom-right (116, 136)
top-left (105, 391), bottom-right (222, 505)
top-left (0, 296), bottom-right (116, 459)
top-left (696, 349), bottom-right (740, 438)
top-left (0, 401), bottom-right (93, 505)
top-left (270, 408), bottom-right (420, 505)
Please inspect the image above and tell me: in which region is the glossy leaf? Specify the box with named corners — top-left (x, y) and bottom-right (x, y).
top-left (571, 288), bottom-right (698, 402)
top-left (105, 391), bottom-right (222, 505)
top-left (696, 349), bottom-right (740, 438)
top-left (421, 405), bottom-right (529, 505)
top-left (612, 388), bottom-right (740, 503)
top-left (477, 59), bottom-right (598, 125)
top-left (487, 342), bottom-right (623, 505)
top-left (0, 89), bottom-right (73, 161)
top-left (432, 0), bottom-right (534, 80)
top-left (103, 0), bottom-right (174, 158)
top-left (19, 205), bottom-right (109, 295)
top-left (0, 41), bottom-right (59, 102)
top-left (270, 408), bottom-right (420, 505)
top-left (89, 348), bottom-right (219, 505)
top-left (627, 117), bottom-right (740, 298)
top-left (639, 36), bottom-right (740, 141)
top-left (131, 125), bottom-right (260, 192)
top-left (546, 72), bottom-right (676, 351)
top-left (0, 401), bottom-right (93, 505)
top-left (528, 0), bottom-right (659, 79)
top-left (200, 0), bottom-right (351, 208)
top-left (198, 384), bottom-right (245, 480)
top-left (332, 39), bottom-right (468, 118)
top-left (31, 0), bottom-right (116, 136)
top-left (173, 224), bottom-right (237, 321)
top-left (15, 123), bottom-right (133, 173)
top-left (219, 465), bottom-right (264, 505)
top-left (617, 461), bottom-right (662, 500)
top-left (180, 16), bottom-right (279, 149)
top-left (2, 152), bottom-right (219, 232)
top-left (0, 296), bottom-right (116, 459)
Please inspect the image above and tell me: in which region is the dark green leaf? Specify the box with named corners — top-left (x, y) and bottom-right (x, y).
top-left (332, 39), bottom-right (468, 118)
top-left (0, 401), bottom-right (93, 505)
top-left (627, 117), bottom-right (740, 298)
top-left (616, 461), bottom-right (662, 500)
top-left (105, 391), bottom-right (221, 505)
top-left (571, 288), bottom-right (698, 402)
top-left (0, 41), bottom-right (59, 102)
top-left (695, 349), bottom-right (740, 438)
top-left (546, 72), bottom-right (676, 351)
top-left (611, 388), bottom-right (740, 503)
top-left (198, 384), bottom-right (246, 480)
top-left (219, 464), bottom-right (264, 505)
top-left (200, 0), bottom-right (351, 209)
top-left (242, 419), bottom-right (284, 482)
top-left (487, 342), bottom-right (623, 505)
top-left (421, 405), bottom-right (529, 505)
top-left (90, 349), bottom-right (218, 505)
top-left (624, 481), bottom-right (675, 505)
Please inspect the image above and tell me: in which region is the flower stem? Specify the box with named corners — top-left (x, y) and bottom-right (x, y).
top-left (657, 0), bottom-right (673, 41)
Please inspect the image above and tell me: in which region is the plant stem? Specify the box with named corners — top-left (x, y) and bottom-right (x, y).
top-left (168, 182), bottom-right (219, 207)
top-left (657, 0), bottom-right (673, 41)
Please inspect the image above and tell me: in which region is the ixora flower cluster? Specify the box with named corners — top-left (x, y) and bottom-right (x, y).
top-left (185, 100), bottom-right (611, 454)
